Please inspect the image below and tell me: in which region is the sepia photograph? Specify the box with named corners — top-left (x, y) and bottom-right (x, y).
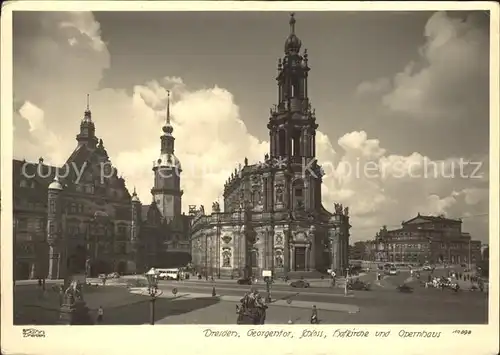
top-left (2, 1), bottom-right (497, 343)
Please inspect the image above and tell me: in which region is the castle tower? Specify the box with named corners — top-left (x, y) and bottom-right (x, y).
top-left (267, 13), bottom-right (321, 212)
top-left (151, 91), bottom-right (183, 221)
top-left (76, 94), bottom-right (98, 149)
top-left (47, 176), bottom-right (64, 279)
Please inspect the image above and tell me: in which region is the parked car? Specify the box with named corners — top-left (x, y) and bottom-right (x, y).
top-left (422, 265), bottom-right (432, 271)
top-left (107, 272), bottom-right (120, 279)
top-left (348, 279), bottom-right (370, 291)
top-left (290, 280), bottom-right (310, 288)
top-left (388, 267), bottom-right (398, 276)
top-left (237, 278), bottom-right (252, 285)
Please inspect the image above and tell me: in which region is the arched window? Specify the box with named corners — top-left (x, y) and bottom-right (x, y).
top-left (278, 128), bottom-right (286, 156)
top-left (292, 179), bottom-right (305, 209)
top-left (251, 249), bottom-right (258, 268)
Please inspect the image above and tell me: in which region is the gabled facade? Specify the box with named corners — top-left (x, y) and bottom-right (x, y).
top-left (13, 98), bottom-right (191, 280)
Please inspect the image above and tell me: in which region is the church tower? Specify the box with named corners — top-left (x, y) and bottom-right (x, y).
top-left (267, 13), bottom-right (321, 212)
top-left (76, 94), bottom-right (98, 149)
top-left (268, 13), bottom-right (318, 162)
top-left (151, 91), bottom-right (183, 221)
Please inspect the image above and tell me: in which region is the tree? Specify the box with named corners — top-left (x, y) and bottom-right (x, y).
top-left (476, 259), bottom-right (489, 278)
top-left (350, 241), bottom-right (366, 260)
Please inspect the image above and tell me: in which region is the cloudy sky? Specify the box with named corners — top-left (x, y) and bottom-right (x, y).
top-left (12, 9), bottom-right (491, 242)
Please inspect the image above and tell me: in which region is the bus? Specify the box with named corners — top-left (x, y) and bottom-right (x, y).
top-left (157, 268), bottom-right (180, 280)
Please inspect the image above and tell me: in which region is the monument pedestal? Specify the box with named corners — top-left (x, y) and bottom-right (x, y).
top-left (58, 299), bottom-right (93, 325)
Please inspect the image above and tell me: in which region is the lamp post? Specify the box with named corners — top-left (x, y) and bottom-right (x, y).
top-left (265, 276), bottom-right (272, 303)
top-left (147, 272), bottom-right (161, 325)
top-left (328, 226), bottom-right (337, 286)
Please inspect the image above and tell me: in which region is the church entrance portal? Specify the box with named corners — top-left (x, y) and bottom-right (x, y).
top-left (294, 247), bottom-right (306, 271)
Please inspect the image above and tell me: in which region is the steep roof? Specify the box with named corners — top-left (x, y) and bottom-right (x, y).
top-left (13, 159), bottom-right (58, 204)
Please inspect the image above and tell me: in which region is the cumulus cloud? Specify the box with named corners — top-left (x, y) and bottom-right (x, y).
top-left (356, 11), bottom-right (489, 121)
top-left (12, 11), bottom-right (489, 242)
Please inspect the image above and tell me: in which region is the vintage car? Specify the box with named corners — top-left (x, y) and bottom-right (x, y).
top-left (290, 280), bottom-right (310, 288)
top-left (237, 278), bottom-right (252, 285)
top-left (348, 279), bottom-right (371, 291)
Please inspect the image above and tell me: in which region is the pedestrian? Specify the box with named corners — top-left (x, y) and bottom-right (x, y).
top-left (58, 285), bottom-right (64, 306)
top-left (97, 306), bottom-right (104, 324)
top-left (310, 305), bottom-right (318, 324)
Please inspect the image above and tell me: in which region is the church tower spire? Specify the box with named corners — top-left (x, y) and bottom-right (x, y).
top-left (268, 13), bottom-right (317, 161)
top-left (151, 90), bottom-right (183, 221)
top-left (76, 94), bottom-right (98, 148)
top-left (161, 90), bottom-right (175, 154)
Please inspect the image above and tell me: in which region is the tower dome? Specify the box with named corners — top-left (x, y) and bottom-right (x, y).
top-left (48, 176), bottom-right (63, 191)
top-left (284, 13), bottom-right (302, 54)
top-left (162, 123), bottom-right (174, 135)
top-left (131, 187), bottom-right (141, 203)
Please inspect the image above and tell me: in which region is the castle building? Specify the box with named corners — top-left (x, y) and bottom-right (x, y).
top-left (190, 13), bottom-right (351, 279)
top-left (13, 95), bottom-right (190, 280)
top-left (368, 214), bottom-right (482, 265)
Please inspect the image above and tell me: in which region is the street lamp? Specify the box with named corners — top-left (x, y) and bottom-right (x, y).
top-left (265, 276), bottom-right (272, 303)
top-left (146, 272), bottom-right (161, 325)
top-left (328, 226), bottom-right (337, 286)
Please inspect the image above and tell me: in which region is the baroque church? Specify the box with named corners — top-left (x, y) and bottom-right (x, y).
top-left (13, 94), bottom-right (190, 280)
top-left (190, 13), bottom-right (351, 279)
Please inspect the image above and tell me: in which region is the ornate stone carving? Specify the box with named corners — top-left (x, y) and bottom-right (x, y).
top-left (212, 201), bottom-right (220, 213)
top-left (294, 231), bottom-right (308, 243)
top-left (274, 248), bottom-right (284, 268)
top-left (344, 206), bottom-right (349, 217)
top-left (334, 203), bottom-right (343, 215)
top-left (221, 235), bottom-right (232, 244)
top-left (275, 233), bottom-right (284, 245)
top-left (222, 247), bottom-right (232, 267)
top-left (275, 184), bottom-right (284, 204)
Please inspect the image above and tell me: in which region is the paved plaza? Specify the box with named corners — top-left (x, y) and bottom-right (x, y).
top-left (13, 269), bottom-right (488, 325)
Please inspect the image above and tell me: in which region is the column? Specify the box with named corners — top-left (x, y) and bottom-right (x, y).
top-left (270, 131), bottom-right (275, 157)
top-left (310, 231), bottom-right (316, 271)
top-left (304, 178), bottom-right (310, 210)
top-left (47, 245), bottom-right (59, 279)
top-left (241, 230), bottom-right (247, 274)
top-left (263, 176), bottom-right (268, 211)
top-left (267, 176), bottom-right (274, 210)
top-left (284, 229), bottom-right (290, 273)
top-left (334, 235), bottom-right (340, 272)
top-left (290, 245), bottom-right (295, 272)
